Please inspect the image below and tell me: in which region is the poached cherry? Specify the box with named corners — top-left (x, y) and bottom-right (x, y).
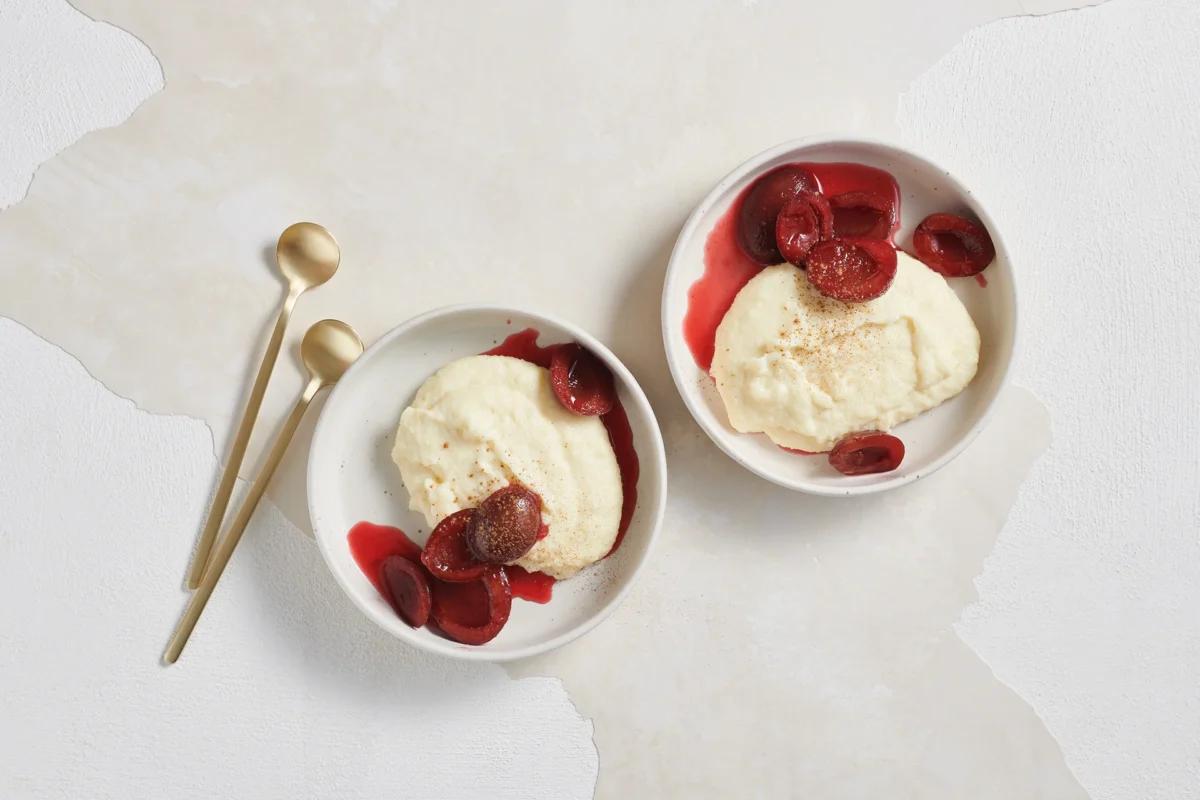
top-left (737, 164), bottom-right (820, 265)
top-left (467, 485), bottom-right (542, 564)
top-left (912, 213), bottom-right (995, 277)
top-left (828, 431), bottom-right (905, 475)
top-left (805, 238), bottom-right (898, 303)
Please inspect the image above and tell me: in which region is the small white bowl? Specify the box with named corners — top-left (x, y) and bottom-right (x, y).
top-left (661, 136), bottom-right (1017, 496)
top-left (308, 305), bottom-right (667, 661)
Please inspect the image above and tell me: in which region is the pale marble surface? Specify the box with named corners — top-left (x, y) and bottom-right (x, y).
top-left (1, 0), bottom-right (1196, 797)
top-left (0, 0), bottom-right (1099, 534)
top-left (511, 385), bottom-right (1089, 798)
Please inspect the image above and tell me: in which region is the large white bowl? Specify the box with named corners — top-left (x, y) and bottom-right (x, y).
top-left (308, 305), bottom-right (667, 661)
top-left (661, 136), bottom-right (1017, 496)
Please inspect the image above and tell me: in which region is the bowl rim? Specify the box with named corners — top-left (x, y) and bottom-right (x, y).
top-left (308, 303), bottom-right (669, 661)
top-left (660, 133), bottom-right (1019, 496)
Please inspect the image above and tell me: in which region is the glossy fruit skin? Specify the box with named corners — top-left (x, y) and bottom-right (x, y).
top-left (805, 238), bottom-right (898, 302)
top-left (737, 164), bottom-right (820, 265)
top-left (379, 555), bottom-right (433, 628)
top-left (467, 485), bottom-right (542, 564)
top-left (421, 509), bottom-right (487, 582)
top-left (430, 567), bottom-right (512, 645)
top-left (912, 213), bottom-right (995, 277)
top-left (828, 431), bottom-right (905, 475)
top-left (829, 190), bottom-right (896, 240)
top-left (549, 343), bottom-right (616, 416)
top-left (775, 191), bottom-right (834, 266)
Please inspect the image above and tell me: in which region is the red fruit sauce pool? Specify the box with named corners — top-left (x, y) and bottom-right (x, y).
top-left (349, 522), bottom-right (553, 605)
top-left (346, 328), bottom-right (641, 610)
top-left (504, 565), bottom-right (556, 604)
top-left (346, 521), bottom-right (421, 593)
top-left (682, 162), bottom-right (900, 372)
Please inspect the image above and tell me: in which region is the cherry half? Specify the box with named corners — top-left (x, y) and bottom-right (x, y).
top-left (737, 164), bottom-right (820, 265)
top-left (805, 238), bottom-right (898, 302)
top-left (828, 431), bottom-right (905, 475)
top-left (430, 568), bottom-right (513, 645)
top-left (775, 191), bottom-right (833, 266)
top-left (467, 485), bottom-right (542, 564)
top-left (550, 343), bottom-right (615, 416)
top-left (829, 191), bottom-right (895, 240)
top-left (912, 213), bottom-right (995, 277)
top-left (421, 509), bottom-right (487, 582)
top-left (379, 555), bottom-right (432, 628)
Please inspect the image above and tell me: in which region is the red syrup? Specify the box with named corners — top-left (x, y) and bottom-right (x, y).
top-left (349, 520), bottom-right (555, 607)
top-left (349, 521), bottom-right (501, 638)
top-left (506, 565), bottom-right (556, 604)
top-left (683, 162), bottom-right (901, 372)
top-left (601, 400), bottom-right (639, 554)
top-left (484, 327), bottom-right (555, 368)
top-left (347, 521), bottom-right (422, 593)
top-left (683, 207), bottom-right (762, 372)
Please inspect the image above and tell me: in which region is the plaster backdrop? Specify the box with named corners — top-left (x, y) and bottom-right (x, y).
top-left (0, 0), bottom-right (161, 209)
top-left (1, 0), bottom-right (1197, 798)
top-left (898, 1), bottom-right (1200, 795)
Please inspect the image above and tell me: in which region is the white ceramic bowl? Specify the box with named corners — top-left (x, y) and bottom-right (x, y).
top-left (308, 305), bottom-right (667, 661)
top-left (661, 136), bottom-right (1017, 496)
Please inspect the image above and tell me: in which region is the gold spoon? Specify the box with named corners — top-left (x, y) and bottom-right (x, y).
top-left (184, 222), bottom-right (340, 589)
top-left (164, 319), bottom-right (364, 664)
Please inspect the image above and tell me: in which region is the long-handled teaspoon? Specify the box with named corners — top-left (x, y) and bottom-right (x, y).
top-left (164, 319), bottom-right (363, 664)
top-left (184, 222), bottom-right (340, 589)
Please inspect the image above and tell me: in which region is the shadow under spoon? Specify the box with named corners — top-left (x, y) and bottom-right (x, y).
top-left (164, 319), bottom-right (364, 664)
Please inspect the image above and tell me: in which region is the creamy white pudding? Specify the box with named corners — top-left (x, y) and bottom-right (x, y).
top-left (711, 253), bottom-right (980, 452)
top-left (392, 354), bottom-right (622, 579)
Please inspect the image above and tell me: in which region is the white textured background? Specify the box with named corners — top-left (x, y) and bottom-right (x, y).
top-left (1, 0), bottom-right (1197, 797)
top-left (900, 1), bottom-right (1200, 795)
top-left (0, 0), bottom-right (161, 209)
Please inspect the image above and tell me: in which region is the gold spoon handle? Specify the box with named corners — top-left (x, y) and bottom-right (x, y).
top-left (164, 377), bottom-right (320, 664)
top-left (184, 287), bottom-right (300, 589)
